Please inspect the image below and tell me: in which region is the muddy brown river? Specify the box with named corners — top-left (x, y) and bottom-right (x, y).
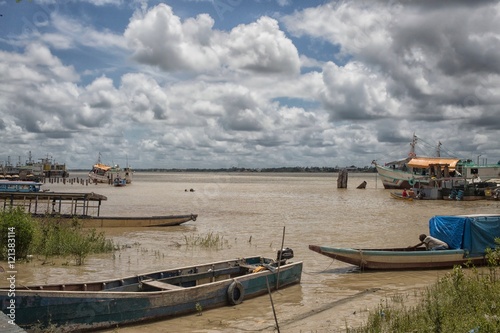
top-left (1, 172), bottom-right (499, 332)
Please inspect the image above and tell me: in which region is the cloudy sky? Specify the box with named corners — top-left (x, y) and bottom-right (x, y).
top-left (0, 0), bottom-right (499, 169)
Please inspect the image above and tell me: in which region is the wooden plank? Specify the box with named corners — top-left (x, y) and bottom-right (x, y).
top-left (141, 279), bottom-right (184, 290)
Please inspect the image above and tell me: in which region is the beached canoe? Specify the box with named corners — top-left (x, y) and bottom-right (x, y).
top-left (309, 215), bottom-right (500, 270)
top-left (308, 245), bottom-right (485, 270)
top-left (0, 251), bottom-right (302, 332)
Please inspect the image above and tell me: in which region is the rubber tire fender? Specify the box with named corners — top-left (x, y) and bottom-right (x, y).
top-left (227, 280), bottom-right (245, 305)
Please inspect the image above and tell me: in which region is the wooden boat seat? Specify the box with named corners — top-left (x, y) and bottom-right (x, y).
top-left (141, 279), bottom-right (184, 290)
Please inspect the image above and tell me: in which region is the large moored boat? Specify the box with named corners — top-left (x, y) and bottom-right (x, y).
top-left (0, 152), bottom-right (68, 180)
top-left (373, 134), bottom-right (500, 190)
top-left (88, 154), bottom-right (133, 184)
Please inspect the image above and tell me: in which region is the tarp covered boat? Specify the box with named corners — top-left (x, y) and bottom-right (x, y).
top-left (309, 215), bottom-right (500, 270)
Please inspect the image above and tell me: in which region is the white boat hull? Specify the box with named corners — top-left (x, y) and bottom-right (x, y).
top-left (375, 164), bottom-right (429, 189)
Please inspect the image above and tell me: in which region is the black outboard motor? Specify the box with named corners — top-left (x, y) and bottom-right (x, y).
top-left (276, 248), bottom-right (294, 264)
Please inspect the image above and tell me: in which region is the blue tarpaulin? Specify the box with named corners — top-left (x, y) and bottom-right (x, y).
top-left (429, 215), bottom-right (500, 255)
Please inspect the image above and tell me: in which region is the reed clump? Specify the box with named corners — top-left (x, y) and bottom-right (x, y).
top-left (0, 207), bottom-right (35, 259)
top-left (0, 207), bottom-right (113, 265)
top-left (183, 232), bottom-right (227, 250)
top-left (34, 215), bottom-right (114, 265)
top-left (349, 249), bottom-right (500, 333)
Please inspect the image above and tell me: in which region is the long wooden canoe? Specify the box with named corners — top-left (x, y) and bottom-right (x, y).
top-left (0, 254), bottom-right (302, 332)
top-left (308, 245), bottom-right (486, 270)
top-left (310, 215), bottom-right (500, 270)
top-left (33, 213), bottom-right (198, 227)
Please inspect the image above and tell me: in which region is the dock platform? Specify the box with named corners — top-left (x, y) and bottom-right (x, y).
top-left (0, 191), bottom-right (107, 216)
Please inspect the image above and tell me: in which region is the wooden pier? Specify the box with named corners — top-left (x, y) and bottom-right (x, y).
top-left (0, 190), bottom-right (199, 228)
top-left (0, 191), bottom-right (107, 217)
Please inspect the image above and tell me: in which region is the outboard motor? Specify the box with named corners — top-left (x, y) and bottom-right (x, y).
top-left (277, 248), bottom-right (294, 264)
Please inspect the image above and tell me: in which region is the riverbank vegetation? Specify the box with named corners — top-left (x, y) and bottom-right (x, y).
top-left (349, 249), bottom-right (500, 333)
top-left (0, 207), bottom-right (113, 265)
top-left (183, 232), bottom-right (228, 250)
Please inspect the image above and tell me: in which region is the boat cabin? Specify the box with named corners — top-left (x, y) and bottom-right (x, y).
top-left (0, 180), bottom-right (43, 193)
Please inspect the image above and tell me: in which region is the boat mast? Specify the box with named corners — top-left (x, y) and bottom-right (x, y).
top-left (436, 141), bottom-right (442, 157)
top-left (408, 134), bottom-right (417, 158)
top-left (26, 151), bottom-right (33, 165)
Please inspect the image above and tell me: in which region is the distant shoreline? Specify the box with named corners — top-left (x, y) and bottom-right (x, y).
top-left (70, 167), bottom-right (377, 173)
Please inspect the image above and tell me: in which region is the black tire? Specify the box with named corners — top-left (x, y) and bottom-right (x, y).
top-left (227, 280), bottom-right (245, 305)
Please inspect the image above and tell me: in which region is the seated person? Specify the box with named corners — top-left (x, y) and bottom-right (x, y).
top-left (412, 234), bottom-right (449, 250)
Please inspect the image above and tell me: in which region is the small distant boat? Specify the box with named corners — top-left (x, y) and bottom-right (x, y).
top-left (113, 177), bottom-right (127, 187)
top-left (309, 215), bottom-right (500, 270)
top-left (389, 191), bottom-right (414, 201)
top-left (0, 252), bottom-right (303, 332)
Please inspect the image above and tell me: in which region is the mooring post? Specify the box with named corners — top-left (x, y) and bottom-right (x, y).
top-left (337, 168), bottom-right (348, 188)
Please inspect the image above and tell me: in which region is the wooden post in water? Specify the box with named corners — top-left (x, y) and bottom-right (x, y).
top-left (356, 181), bottom-right (367, 189)
top-left (337, 168), bottom-right (348, 188)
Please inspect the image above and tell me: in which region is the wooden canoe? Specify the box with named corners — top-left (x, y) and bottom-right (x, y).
top-left (309, 215), bottom-right (500, 270)
top-left (33, 214), bottom-right (198, 227)
top-left (308, 245), bottom-right (486, 270)
top-left (0, 255), bottom-right (303, 332)
top-left (389, 192), bottom-right (414, 201)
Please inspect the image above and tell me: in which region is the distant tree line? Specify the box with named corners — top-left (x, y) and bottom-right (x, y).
top-left (71, 166), bottom-right (377, 173)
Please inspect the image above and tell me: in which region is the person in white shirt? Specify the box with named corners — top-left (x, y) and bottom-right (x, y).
top-left (412, 234), bottom-right (449, 250)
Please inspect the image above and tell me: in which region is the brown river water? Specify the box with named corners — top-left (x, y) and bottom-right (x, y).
top-left (1, 172), bottom-right (499, 332)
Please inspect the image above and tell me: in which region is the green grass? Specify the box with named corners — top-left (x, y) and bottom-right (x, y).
top-left (183, 231), bottom-right (228, 250)
top-left (34, 215), bottom-right (114, 265)
top-left (0, 208), bottom-right (113, 265)
top-left (349, 261), bottom-right (500, 332)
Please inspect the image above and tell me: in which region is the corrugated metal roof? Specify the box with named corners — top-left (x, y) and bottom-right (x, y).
top-left (93, 163), bottom-right (112, 171)
top-left (407, 157), bottom-right (460, 169)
